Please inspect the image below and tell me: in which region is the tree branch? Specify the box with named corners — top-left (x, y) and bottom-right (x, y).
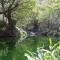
top-left (10, 0), bottom-right (30, 11)
top-left (8, 0), bottom-right (16, 9)
top-left (10, 2), bottom-right (19, 11)
top-left (0, 12), bottom-right (3, 14)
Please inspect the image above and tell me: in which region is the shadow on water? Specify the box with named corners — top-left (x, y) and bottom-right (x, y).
top-left (0, 29), bottom-right (20, 60)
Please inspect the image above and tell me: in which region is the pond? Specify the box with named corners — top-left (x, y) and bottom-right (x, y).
top-left (0, 36), bottom-right (59, 60)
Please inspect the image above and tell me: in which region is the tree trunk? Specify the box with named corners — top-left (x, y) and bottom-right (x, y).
top-left (5, 10), bottom-right (15, 36)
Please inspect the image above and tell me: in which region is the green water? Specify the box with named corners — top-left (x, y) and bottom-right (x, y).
top-left (0, 36), bottom-right (59, 60)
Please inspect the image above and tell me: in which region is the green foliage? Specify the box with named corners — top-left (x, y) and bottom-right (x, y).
top-left (16, 0), bottom-right (60, 27)
top-left (13, 0), bottom-right (35, 17)
top-left (24, 37), bottom-right (60, 60)
top-left (12, 0), bottom-right (35, 27)
top-left (34, 0), bottom-right (60, 22)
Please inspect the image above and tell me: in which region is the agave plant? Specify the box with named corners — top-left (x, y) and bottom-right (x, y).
top-left (24, 38), bottom-right (60, 60)
top-left (24, 47), bottom-right (43, 60)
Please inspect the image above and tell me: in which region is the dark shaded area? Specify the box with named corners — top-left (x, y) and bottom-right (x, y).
top-left (26, 20), bottom-right (60, 37)
top-left (0, 27), bottom-right (20, 60)
top-left (0, 28), bottom-right (20, 50)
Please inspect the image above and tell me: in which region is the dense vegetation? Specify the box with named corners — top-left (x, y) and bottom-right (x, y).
top-left (0, 0), bottom-right (60, 60)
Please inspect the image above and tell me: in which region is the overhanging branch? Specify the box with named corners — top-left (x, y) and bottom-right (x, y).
top-left (8, 0), bottom-right (16, 9)
top-left (10, 0), bottom-right (30, 11)
top-left (0, 12), bottom-right (4, 14)
top-left (10, 2), bottom-right (19, 11)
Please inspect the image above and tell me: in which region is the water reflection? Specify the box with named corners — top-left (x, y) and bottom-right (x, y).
top-left (0, 29), bottom-right (20, 60)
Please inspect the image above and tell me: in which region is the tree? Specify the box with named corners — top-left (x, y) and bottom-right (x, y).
top-left (0, 0), bottom-right (19, 28)
top-left (0, 0), bottom-right (35, 36)
top-left (34, 0), bottom-right (60, 21)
